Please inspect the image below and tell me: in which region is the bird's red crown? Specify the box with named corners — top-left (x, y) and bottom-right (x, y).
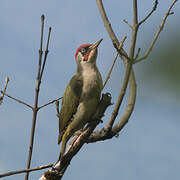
top-left (75, 43), bottom-right (92, 62)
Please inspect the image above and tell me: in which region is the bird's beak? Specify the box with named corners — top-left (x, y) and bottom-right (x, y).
top-left (90, 39), bottom-right (103, 50)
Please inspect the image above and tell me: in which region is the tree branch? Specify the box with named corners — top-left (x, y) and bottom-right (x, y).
top-left (25, 15), bottom-right (52, 180)
top-left (134, 0), bottom-right (177, 63)
top-left (96, 0), bottom-right (137, 132)
top-left (39, 27), bottom-right (52, 80)
top-left (138, 0), bottom-right (158, 26)
top-left (103, 36), bottom-right (127, 89)
top-left (38, 97), bottom-right (62, 110)
top-left (0, 91), bottom-right (33, 109)
top-left (123, 19), bottom-right (133, 29)
top-left (0, 164), bottom-right (52, 178)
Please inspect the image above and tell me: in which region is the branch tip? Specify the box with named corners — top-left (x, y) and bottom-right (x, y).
top-left (41, 14), bottom-right (45, 21)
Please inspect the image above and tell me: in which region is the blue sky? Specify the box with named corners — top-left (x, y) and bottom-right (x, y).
top-left (0, 1), bottom-right (180, 180)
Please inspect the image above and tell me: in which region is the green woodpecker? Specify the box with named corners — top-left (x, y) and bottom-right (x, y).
top-left (58, 39), bottom-right (103, 157)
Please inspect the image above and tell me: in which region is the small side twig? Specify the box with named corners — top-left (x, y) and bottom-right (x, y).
top-left (0, 164), bottom-right (53, 178)
top-left (135, 48), bottom-right (141, 59)
top-left (123, 19), bottom-right (133, 29)
top-left (40, 27), bottom-right (52, 80)
top-left (38, 97), bottom-right (62, 110)
top-left (0, 77), bottom-right (9, 104)
top-left (138, 0), bottom-right (158, 25)
top-left (134, 0), bottom-right (177, 63)
top-left (0, 91), bottom-right (33, 109)
top-left (103, 36), bottom-right (127, 89)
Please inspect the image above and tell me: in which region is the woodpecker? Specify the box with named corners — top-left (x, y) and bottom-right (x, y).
top-left (57, 39), bottom-right (103, 157)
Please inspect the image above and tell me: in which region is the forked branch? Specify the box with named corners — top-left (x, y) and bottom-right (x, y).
top-left (134, 0), bottom-right (177, 63)
top-left (138, 0), bottom-right (158, 25)
top-left (25, 15), bottom-right (52, 180)
top-left (96, 0), bottom-right (137, 134)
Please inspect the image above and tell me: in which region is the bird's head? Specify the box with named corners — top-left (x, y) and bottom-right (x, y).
top-left (75, 39), bottom-right (103, 66)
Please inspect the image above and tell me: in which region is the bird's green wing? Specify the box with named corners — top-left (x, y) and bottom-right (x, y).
top-left (58, 74), bottom-right (82, 144)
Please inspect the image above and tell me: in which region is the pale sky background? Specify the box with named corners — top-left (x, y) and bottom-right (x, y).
top-left (0, 1), bottom-right (180, 180)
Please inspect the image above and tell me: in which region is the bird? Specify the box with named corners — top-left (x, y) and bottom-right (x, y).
top-left (57, 39), bottom-right (103, 158)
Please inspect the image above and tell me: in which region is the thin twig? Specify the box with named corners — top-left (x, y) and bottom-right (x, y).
top-left (37, 15), bottom-right (45, 81)
top-left (133, 0), bottom-right (138, 25)
top-left (139, 0), bottom-right (158, 25)
top-left (135, 48), bottom-right (141, 59)
top-left (40, 27), bottom-right (52, 80)
top-left (0, 77), bottom-right (9, 104)
top-left (123, 19), bottom-right (133, 29)
top-left (38, 97), bottom-right (62, 110)
top-left (134, 0), bottom-right (177, 63)
top-left (103, 36), bottom-right (127, 89)
top-left (0, 164), bottom-right (53, 178)
top-left (25, 15), bottom-right (45, 180)
top-left (129, 0), bottom-right (139, 59)
top-left (103, 52), bottom-right (118, 89)
top-left (0, 91), bottom-right (33, 109)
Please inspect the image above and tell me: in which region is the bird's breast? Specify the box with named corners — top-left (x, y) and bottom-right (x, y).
top-left (82, 68), bottom-right (103, 97)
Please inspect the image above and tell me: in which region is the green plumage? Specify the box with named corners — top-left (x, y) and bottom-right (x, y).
top-left (57, 39), bottom-right (103, 157)
top-left (58, 74), bottom-right (82, 144)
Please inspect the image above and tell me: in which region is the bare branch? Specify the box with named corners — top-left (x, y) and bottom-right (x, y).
top-left (103, 36), bottom-right (127, 89)
top-left (123, 19), bottom-right (133, 29)
top-left (96, 0), bottom-right (137, 133)
top-left (0, 77), bottom-right (9, 104)
top-left (0, 91), bottom-right (33, 109)
top-left (134, 0), bottom-right (177, 63)
top-left (133, 0), bottom-right (138, 25)
top-left (0, 164), bottom-right (52, 178)
top-left (106, 0), bottom-right (139, 130)
top-left (112, 69), bottom-right (136, 134)
top-left (37, 15), bottom-right (45, 81)
top-left (135, 48), bottom-right (141, 59)
top-left (38, 97), bottom-right (62, 110)
top-left (106, 60), bottom-right (132, 129)
top-left (129, 0), bottom-right (139, 59)
top-left (25, 14), bottom-right (46, 180)
top-left (96, 0), bottom-right (119, 49)
top-left (139, 0), bottom-right (158, 25)
top-left (40, 27), bottom-right (52, 80)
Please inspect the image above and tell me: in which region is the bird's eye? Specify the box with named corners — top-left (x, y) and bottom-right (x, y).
top-left (81, 48), bottom-right (86, 54)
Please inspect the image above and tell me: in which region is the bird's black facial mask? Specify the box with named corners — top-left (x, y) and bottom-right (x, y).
top-left (80, 47), bottom-right (90, 56)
